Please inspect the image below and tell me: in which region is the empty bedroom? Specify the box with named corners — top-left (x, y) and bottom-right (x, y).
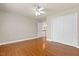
top-left (0, 3), bottom-right (79, 56)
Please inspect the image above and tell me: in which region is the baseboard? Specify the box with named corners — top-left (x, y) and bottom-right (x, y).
top-left (47, 39), bottom-right (79, 48)
top-left (75, 46), bottom-right (79, 48)
top-left (0, 37), bottom-right (41, 45)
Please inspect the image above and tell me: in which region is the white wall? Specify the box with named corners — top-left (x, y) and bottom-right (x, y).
top-left (0, 11), bottom-right (38, 44)
top-left (78, 12), bottom-right (79, 47)
top-left (37, 22), bottom-right (43, 37)
top-left (47, 13), bottom-right (78, 47)
top-left (37, 22), bottom-right (46, 37)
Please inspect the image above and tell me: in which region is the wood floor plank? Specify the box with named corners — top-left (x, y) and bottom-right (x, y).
top-left (0, 37), bottom-right (79, 56)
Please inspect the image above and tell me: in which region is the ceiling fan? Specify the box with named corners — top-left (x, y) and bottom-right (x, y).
top-left (32, 4), bottom-right (45, 16)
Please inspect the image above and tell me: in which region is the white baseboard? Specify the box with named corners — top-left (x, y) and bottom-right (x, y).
top-left (47, 39), bottom-right (79, 48)
top-left (0, 37), bottom-right (40, 45)
top-left (1, 38), bottom-right (79, 48)
top-left (75, 46), bottom-right (79, 48)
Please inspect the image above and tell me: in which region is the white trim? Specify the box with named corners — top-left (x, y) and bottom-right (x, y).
top-left (75, 46), bottom-right (79, 48)
top-left (0, 37), bottom-right (39, 45)
top-left (47, 39), bottom-right (79, 48)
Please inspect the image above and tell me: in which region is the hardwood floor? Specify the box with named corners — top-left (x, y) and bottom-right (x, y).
top-left (0, 37), bottom-right (79, 56)
top-left (45, 41), bottom-right (79, 56)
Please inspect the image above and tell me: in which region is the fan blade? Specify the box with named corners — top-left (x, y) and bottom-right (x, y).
top-left (33, 8), bottom-right (36, 12)
top-left (38, 12), bottom-right (41, 15)
top-left (35, 12), bottom-right (40, 16)
top-left (39, 7), bottom-right (44, 11)
top-left (35, 12), bottom-right (38, 16)
top-left (40, 11), bottom-right (45, 14)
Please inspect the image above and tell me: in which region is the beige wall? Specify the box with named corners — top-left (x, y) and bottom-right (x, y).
top-left (0, 11), bottom-right (38, 43)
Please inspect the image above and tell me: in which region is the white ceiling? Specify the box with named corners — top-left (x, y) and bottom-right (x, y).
top-left (0, 3), bottom-right (79, 19)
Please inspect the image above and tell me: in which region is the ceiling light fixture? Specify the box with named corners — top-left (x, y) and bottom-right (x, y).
top-left (33, 4), bottom-right (45, 16)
